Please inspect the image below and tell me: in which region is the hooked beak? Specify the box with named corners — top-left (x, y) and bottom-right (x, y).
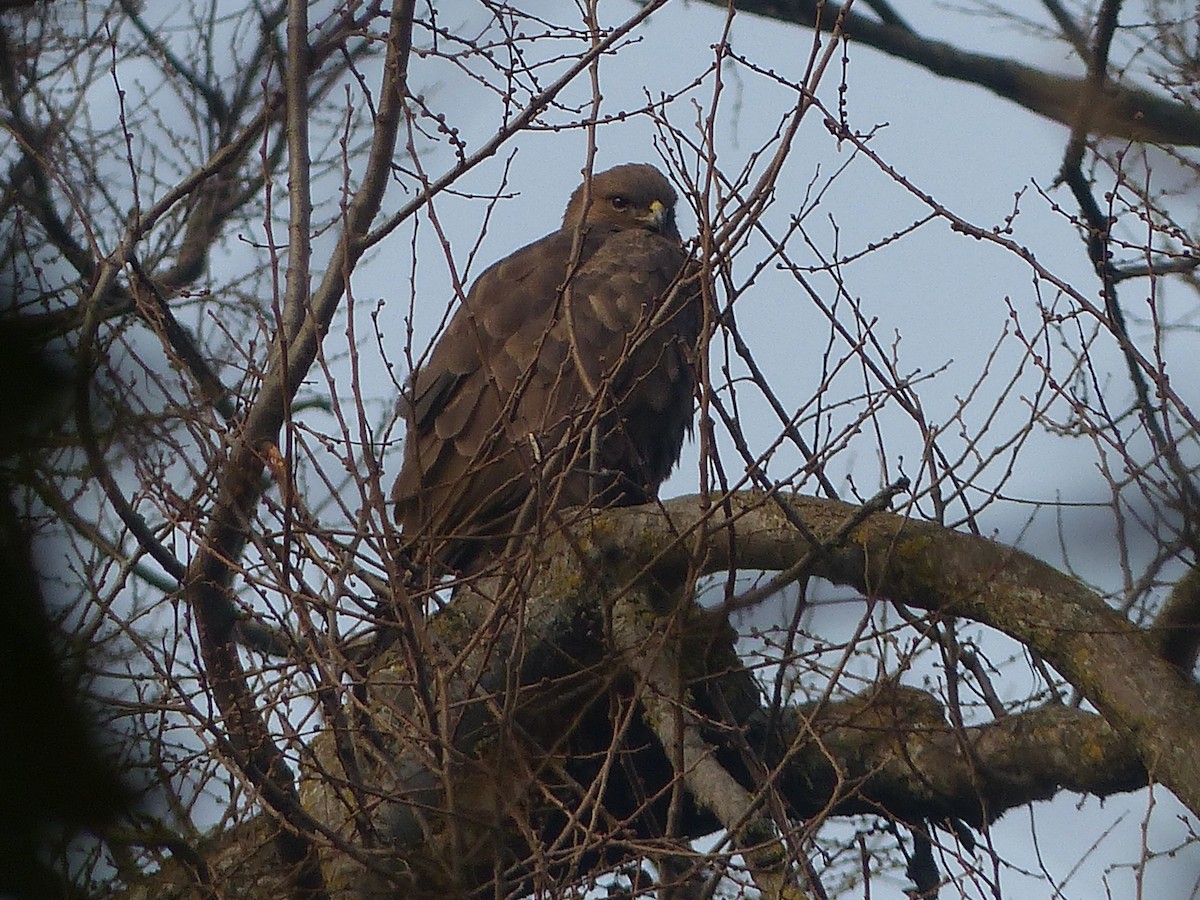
top-left (642, 199), bottom-right (669, 232)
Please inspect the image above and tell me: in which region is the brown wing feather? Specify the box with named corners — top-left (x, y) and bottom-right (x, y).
top-left (393, 186), bottom-right (700, 574)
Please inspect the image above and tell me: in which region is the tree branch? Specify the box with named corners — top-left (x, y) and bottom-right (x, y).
top-left (615, 493), bottom-right (1200, 817)
top-left (717, 0), bottom-right (1200, 145)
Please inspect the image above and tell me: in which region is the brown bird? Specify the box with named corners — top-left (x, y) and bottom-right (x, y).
top-left (391, 163), bottom-right (701, 575)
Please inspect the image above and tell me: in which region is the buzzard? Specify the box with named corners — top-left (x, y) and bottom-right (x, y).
top-left (392, 163), bottom-right (701, 574)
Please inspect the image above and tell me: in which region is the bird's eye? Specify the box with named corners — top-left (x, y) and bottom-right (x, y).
top-left (610, 196), bottom-right (628, 210)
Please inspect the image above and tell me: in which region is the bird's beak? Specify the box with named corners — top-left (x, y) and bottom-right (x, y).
top-left (643, 199), bottom-right (667, 232)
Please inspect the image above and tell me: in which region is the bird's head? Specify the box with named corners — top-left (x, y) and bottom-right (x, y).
top-left (562, 163), bottom-right (682, 241)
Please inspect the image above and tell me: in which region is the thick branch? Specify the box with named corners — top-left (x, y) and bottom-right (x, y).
top-left (299, 493), bottom-right (1161, 895)
top-left (611, 493), bottom-right (1200, 816)
top-left (718, 0), bottom-right (1200, 145)
top-left (613, 593), bottom-right (812, 900)
top-left (766, 685), bottom-right (1143, 828)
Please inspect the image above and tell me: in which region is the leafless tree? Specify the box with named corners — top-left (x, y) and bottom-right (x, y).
top-left (3, 1), bottom-right (1199, 898)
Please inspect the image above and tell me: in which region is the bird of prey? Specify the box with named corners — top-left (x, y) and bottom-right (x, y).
top-left (392, 163), bottom-right (701, 575)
